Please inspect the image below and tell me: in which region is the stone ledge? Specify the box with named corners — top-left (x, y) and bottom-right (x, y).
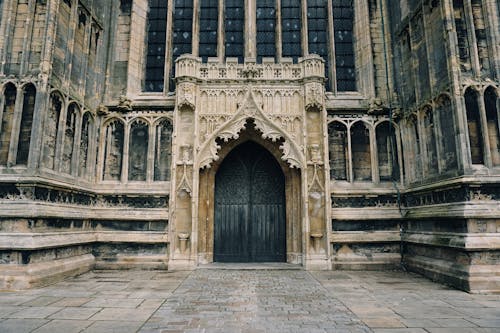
top-left (332, 252), bottom-right (401, 270)
top-left (405, 201), bottom-right (500, 219)
top-left (404, 255), bottom-right (500, 293)
top-left (0, 231), bottom-right (169, 250)
top-left (0, 254), bottom-right (95, 290)
top-left (330, 231), bottom-right (401, 243)
top-left (331, 207), bottom-right (403, 220)
top-left (0, 201), bottom-right (169, 220)
top-left (95, 255), bottom-right (168, 270)
top-left (402, 231), bottom-right (500, 250)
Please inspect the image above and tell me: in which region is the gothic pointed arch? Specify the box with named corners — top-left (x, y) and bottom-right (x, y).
top-left (197, 88), bottom-right (304, 170)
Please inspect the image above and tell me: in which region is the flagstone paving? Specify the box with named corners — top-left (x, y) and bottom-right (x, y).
top-left (0, 269), bottom-right (498, 333)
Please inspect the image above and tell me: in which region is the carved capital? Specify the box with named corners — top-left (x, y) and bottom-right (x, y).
top-left (305, 83), bottom-right (325, 112)
top-left (177, 83), bottom-right (196, 110)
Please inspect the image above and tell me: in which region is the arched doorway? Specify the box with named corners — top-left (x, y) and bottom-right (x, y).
top-left (214, 141), bottom-right (286, 262)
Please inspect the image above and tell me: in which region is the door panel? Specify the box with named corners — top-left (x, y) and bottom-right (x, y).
top-left (214, 141), bottom-right (285, 262)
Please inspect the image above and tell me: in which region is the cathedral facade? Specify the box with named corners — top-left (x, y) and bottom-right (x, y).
top-left (0, 0), bottom-right (499, 292)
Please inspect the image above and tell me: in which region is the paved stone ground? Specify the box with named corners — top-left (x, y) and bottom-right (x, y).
top-left (0, 269), bottom-right (499, 333)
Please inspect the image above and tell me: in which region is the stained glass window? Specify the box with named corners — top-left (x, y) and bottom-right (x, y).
top-left (199, 0), bottom-right (218, 62)
top-left (256, 0), bottom-right (276, 62)
top-left (170, 0), bottom-right (194, 91)
top-left (225, 0), bottom-right (244, 62)
top-left (333, 0), bottom-right (356, 91)
top-left (281, 0), bottom-right (302, 61)
top-left (145, 0), bottom-right (168, 92)
top-left (307, 0), bottom-right (329, 89)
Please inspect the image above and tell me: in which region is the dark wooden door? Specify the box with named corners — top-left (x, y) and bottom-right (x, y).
top-left (214, 141), bottom-right (286, 262)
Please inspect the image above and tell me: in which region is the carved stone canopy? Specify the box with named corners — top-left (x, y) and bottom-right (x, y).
top-left (197, 88), bottom-right (304, 170)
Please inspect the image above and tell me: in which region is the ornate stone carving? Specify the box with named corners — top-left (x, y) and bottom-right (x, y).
top-left (305, 83), bottom-right (325, 112)
top-left (177, 83), bottom-right (196, 110)
top-left (197, 88), bottom-right (304, 169)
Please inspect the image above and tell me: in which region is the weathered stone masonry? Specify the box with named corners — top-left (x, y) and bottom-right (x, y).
top-left (0, 0), bottom-right (499, 293)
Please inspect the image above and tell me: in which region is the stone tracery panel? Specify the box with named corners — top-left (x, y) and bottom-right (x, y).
top-left (79, 112), bottom-right (93, 178)
top-left (154, 119), bottom-right (173, 181)
top-left (485, 87), bottom-right (500, 166)
top-left (16, 84), bottom-right (36, 165)
top-left (61, 103), bottom-right (78, 174)
top-left (0, 83), bottom-right (16, 165)
top-left (351, 121), bottom-right (371, 181)
top-left (102, 119), bottom-right (124, 181)
top-left (42, 92), bottom-right (62, 170)
top-left (128, 120), bottom-right (149, 181)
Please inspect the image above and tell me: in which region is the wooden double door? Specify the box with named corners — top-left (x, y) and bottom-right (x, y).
top-left (214, 141), bottom-right (286, 262)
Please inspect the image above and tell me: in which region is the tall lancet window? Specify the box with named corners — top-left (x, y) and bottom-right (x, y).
top-left (307, 0), bottom-right (329, 88)
top-left (145, 0), bottom-right (168, 92)
top-left (171, 0), bottom-right (194, 91)
top-left (225, 0), bottom-right (244, 62)
top-left (333, 0), bottom-right (356, 91)
top-left (256, 0), bottom-right (276, 62)
top-left (281, 0), bottom-right (302, 61)
top-left (199, 0), bottom-right (218, 62)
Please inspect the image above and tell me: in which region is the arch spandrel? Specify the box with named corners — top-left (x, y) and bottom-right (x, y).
top-left (196, 88), bottom-right (305, 170)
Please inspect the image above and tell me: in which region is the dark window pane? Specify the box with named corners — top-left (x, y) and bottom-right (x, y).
top-left (307, 0), bottom-right (329, 89)
top-left (333, 0), bottom-right (356, 91)
top-left (199, 0), bottom-right (218, 62)
top-left (170, 0), bottom-right (194, 91)
top-left (256, 0), bottom-right (276, 63)
top-left (145, 0), bottom-right (167, 92)
top-left (225, 0), bottom-right (244, 62)
top-left (281, 0), bottom-right (302, 62)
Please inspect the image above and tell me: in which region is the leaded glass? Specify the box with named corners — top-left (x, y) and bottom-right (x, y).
top-left (170, 0), bottom-right (194, 91)
top-left (281, 0), bottom-right (302, 62)
top-left (144, 0), bottom-right (167, 92)
top-left (256, 0), bottom-right (276, 62)
top-left (225, 0), bottom-right (244, 62)
top-left (199, 0), bottom-right (218, 62)
top-left (333, 0), bottom-right (356, 91)
top-left (307, 0), bottom-right (329, 89)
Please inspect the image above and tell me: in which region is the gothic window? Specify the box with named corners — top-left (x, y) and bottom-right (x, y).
top-left (351, 122), bottom-right (371, 181)
top-left (422, 107), bottom-right (438, 174)
top-left (376, 122), bottom-right (399, 181)
top-left (144, 0), bottom-right (168, 92)
top-left (471, 0), bottom-right (489, 73)
top-left (281, 0), bottom-right (302, 61)
top-left (199, 0), bottom-right (218, 61)
top-left (128, 120), bottom-right (149, 181)
top-left (0, 83), bottom-right (16, 165)
top-left (256, 0), bottom-right (276, 63)
top-left (485, 87), bottom-right (500, 166)
top-left (61, 103), bottom-right (78, 174)
top-left (154, 119), bottom-right (173, 181)
top-left (16, 84), bottom-right (36, 165)
top-left (437, 95), bottom-right (458, 172)
top-left (307, 0), bottom-right (329, 88)
top-left (170, 0), bottom-right (194, 91)
top-left (328, 121), bottom-right (348, 180)
top-left (465, 88), bottom-right (484, 164)
top-left (333, 0), bottom-right (356, 91)
top-left (79, 112), bottom-right (93, 178)
top-left (42, 93), bottom-right (62, 170)
top-left (453, 0), bottom-right (471, 71)
top-left (103, 120), bottom-right (124, 181)
top-left (225, 0), bottom-right (244, 62)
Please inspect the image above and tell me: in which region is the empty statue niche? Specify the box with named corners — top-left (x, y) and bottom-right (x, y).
top-left (103, 120), bottom-right (124, 181)
top-left (351, 121), bottom-right (372, 181)
top-left (485, 87), bottom-right (500, 166)
top-left (42, 92), bottom-right (62, 170)
top-left (0, 83), bottom-right (16, 165)
top-left (376, 122), bottom-right (400, 181)
top-left (61, 103), bottom-right (78, 175)
top-left (154, 119), bottom-right (173, 181)
top-left (16, 84), bottom-right (36, 165)
top-left (436, 95), bottom-right (458, 172)
top-left (128, 120), bottom-right (149, 181)
top-left (328, 121), bottom-right (348, 180)
top-left (465, 88), bottom-right (484, 165)
top-left (471, 0), bottom-right (490, 73)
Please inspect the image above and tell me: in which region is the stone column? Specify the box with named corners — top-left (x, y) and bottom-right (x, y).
top-left (302, 55), bottom-right (330, 270)
top-left (168, 55), bottom-right (200, 270)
